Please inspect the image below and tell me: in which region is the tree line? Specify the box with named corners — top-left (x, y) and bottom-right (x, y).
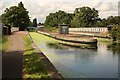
top-left (45, 6), bottom-right (120, 28)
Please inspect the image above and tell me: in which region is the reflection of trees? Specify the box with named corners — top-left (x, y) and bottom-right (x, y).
top-left (47, 42), bottom-right (98, 50)
top-left (74, 49), bottom-right (97, 64)
top-left (107, 43), bottom-right (120, 54)
top-left (46, 42), bottom-right (68, 49)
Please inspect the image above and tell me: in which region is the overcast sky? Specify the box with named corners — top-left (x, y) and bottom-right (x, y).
top-left (0, 0), bottom-right (119, 23)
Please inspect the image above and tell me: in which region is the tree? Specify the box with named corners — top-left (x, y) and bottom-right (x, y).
top-left (71, 6), bottom-right (99, 27)
top-left (107, 16), bottom-right (120, 25)
top-left (45, 10), bottom-right (73, 27)
top-left (1, 1), bottom-right (30, 33)
top-left (29, 20), bottom-right (33, 27)
top-left (32, 18), bottom-right (37, 27)
top-left (17, 2), bottom-right (30, 30)
top-left (96, 18), bottom-right (108, 27)
top-left (110, 25), bottom-right (120, 41)
top-left (1, 7), bottom-right (18, 34)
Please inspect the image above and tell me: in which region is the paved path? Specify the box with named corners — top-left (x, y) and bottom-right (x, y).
top-left (2, 31), bottom-right (25, 79)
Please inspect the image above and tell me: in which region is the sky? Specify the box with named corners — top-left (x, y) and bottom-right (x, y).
top-left (0, 0), bottom-right (119, 23)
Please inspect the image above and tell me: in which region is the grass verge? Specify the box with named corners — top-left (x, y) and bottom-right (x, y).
top-left (23, 34), bottom-right (50, 79)
top-left (1, 36), bottom-right (9, 52)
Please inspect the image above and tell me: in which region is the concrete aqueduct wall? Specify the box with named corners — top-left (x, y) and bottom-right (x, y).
top-left (69, 27), bottom-right (108, 33)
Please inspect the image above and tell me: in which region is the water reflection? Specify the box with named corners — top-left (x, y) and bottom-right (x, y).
top-left (107, 42), bottom-right (120, 54)
top-left (38, 40), bottom-right (119, 78)
top-left (47, 42), bottom-right (69, 49)
top-left (47, 42), bottom-right (98, 50)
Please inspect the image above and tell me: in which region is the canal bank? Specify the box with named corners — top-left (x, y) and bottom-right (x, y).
top-left (27, 32), bottom-right (64, 80)
top-left (37, 31), bottom-right (98, 44)
top-left (37, 31), bottom-right (98, 49)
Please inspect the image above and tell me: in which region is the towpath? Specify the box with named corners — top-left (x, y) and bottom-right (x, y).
top-left (2, 31), bottom-right (26, 79)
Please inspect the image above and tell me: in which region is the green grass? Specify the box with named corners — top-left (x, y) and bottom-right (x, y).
top-left (29, 32), bottom-right (58, 45)
top-left (1, 36), bottom-right (9, 52)
top-left (96, 37), bottom-right (112, 43)
top-left (23, 35), bottom-right (50, 79)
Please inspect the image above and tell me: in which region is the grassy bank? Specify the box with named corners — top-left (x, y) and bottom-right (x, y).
top-left (29, 32), bottom-right (58, 45)
top-left (23, 34), bottom-right (50, 79)
top-left (96, 37), bottom-right (112, 43)
top-left (1, 36), bottom-right (9, 52)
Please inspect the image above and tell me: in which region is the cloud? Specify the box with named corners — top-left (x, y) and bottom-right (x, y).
top-left (0, 0), bottom-right (119, 22)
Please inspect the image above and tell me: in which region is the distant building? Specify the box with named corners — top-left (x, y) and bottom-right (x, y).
top-left (59, 24), bottom-right (69, 34)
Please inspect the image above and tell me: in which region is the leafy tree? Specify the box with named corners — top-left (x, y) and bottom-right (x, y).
top-left (29, 20), bottom-right (33, 27)
top-left (1, 1), bottom-right (30, 33)
top-left (71, 6), bottom-right (99, 27)
top-left (45, 10), bottom-right (73, 27)
top-left (116, 25), bottom-right (120, 40)
top-left (1, 7), bottom-right (18, 34)
top-left (107, 16), bottom-right (120, 25)
top-left (110, 25), bottom-right (120, 41)
top-left (96, 18), bottom-right (108, 27)
top-left (17, 2), bottom-right (30, 30)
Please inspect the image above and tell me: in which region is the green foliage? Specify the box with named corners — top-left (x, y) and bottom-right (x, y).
top-left (45, 10), bottom-right (73, 28)
top-left (96, 16), bottom-right (120, 27)
top-left (110, 25), bottom-right (120, 41)
top-left (2, 36), bottom-right (9, 52)
top-left (24, 53), bottom-right (47, 73)
top-left (95, 16), bottom-right (120, 27)
top-left (45, 7), bottom-right (99, 28)
top-left (71, 17), bottom-right (81, 27)
top-left (71, 6), bottom-right (99, 27)
top-left (23, 35), bottom-right (49, 79)
top-left (107, 43), bottom-right (120, 54)
top-left (107, 16), bottom-right (120, 25)
top-left (32, 18), bottom-right (37, 27)
top-left (29, 20), bottom-right (33, 27)
top-left (44, 6), bottom-right (120, 28)
top-left (44, 26), bottom-right (58, 32)
top-left (1, 2), bottom-right (30, 31)
top-left (97, 38), bottom-right (112, 43)
top-left (96, 18), bottom-right (108, 27)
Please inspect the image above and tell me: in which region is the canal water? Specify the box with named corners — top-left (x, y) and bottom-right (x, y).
top-left (30, 32), bottom-right (119, 78)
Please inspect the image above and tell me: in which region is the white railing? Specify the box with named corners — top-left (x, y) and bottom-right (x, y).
top-left (69, 27), bottom-right (108, 32)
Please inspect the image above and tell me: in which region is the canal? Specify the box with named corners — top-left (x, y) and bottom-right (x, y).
top-left (29, 32), bottom-right (119, 78)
